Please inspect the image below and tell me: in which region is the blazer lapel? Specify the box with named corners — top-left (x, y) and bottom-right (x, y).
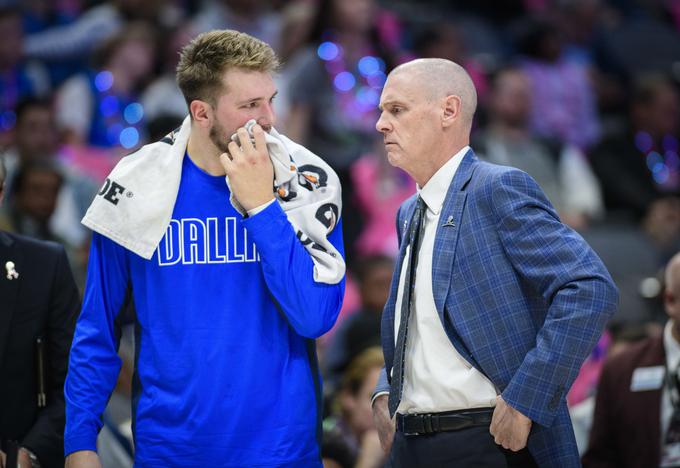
top-left (432, 150), bottom-right (477, 317)
top-left (0, 231), bottom-right (21, 365)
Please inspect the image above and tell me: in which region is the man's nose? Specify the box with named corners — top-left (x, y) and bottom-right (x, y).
top-left (257, 102), bottom-right (276, 131)
top-left (375, 112), bottom-right (390, 133)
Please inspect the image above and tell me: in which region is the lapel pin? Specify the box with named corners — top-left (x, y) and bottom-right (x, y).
top-left (5, 261), bottom-right (19, 280)
top-left (442, 215), bottom-right (455, 228)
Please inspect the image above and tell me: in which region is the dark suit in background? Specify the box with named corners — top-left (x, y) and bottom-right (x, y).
top-left (0, 231), bottom-right (80, 468)
top-left (582, 334), bottom-right (665, 468)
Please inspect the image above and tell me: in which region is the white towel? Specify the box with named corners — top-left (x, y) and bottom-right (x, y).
top-left (82, 116), bottom-right (345, 284)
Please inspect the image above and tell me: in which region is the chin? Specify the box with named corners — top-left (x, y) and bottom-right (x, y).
top-left (385, 150), bottom-right (400, 167)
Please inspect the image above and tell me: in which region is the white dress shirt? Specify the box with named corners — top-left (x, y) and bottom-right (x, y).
top-left (394, 146), bottom-right (498, 414)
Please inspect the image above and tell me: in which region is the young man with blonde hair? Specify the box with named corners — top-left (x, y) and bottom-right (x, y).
top-left (65, 30), bottom-right (345, 468)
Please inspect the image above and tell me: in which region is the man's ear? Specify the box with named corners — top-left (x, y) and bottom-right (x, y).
top-left (442, 94), bottom-right (461, 128)
top-left (190, 100), bottom-right (213, 128)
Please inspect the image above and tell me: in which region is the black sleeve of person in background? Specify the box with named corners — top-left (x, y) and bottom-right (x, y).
top-left (21, 244), bottom-right (80, 467)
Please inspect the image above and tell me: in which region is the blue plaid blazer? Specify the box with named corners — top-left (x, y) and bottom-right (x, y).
top-left (377, 150), bottom-right (618, 467)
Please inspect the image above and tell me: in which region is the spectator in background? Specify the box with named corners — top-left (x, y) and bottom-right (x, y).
top-left (583, 251), bottom-right (680, 468)
top-left (0, 155), bottom-right (80, 468)
top-left (323, 347), bottom-right (387, 468)
top-left (350, 147), bottom-right (414, 257)
top-left (19, 0), bottom-right (87, 87)
top-left (324, 255), bottom-right (394, 388)
top-left (518, 18), bottom-right (601, 150)
top-left (140, 25), bottom-right (192, 124)
top-left (321, 432), bottom-right (354, 468)
top-left (190, 0), bottom-right (283, 53)
top-left (0, 98), bottom-right (98, 251)
top-left (590, 74), bottom-right (680, 221)
top-left (278, 0), bottom-right (318, 63)
top-left (55, 22), bottom-right (157, 152)
top-left (23, 0), bottom-right (178, 69)
top-left (555, 0), bottom-right (629, 124)
top-left (0, 161), bottom-right (64, 245)
top-left (412, 20), bottom-right (489, 106)
top-left (643, 197), bottom-right (680, 263)
top-left (474, 66), bottom-right (603, 230)
top-left (0, 6), bottom-right (50, 144)
top-left (285, 0), bottom-right (406, 255)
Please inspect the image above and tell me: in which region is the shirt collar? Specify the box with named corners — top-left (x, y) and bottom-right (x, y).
top-left (664, 320), bottom-right (680, 370)
top-left (417, 146), bottom-right (469, 215)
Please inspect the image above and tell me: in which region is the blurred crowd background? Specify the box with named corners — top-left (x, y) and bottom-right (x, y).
top-left (1, 0), bottom-right (679, 466)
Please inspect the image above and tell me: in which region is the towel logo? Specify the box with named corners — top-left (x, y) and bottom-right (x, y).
top-left (276, 183), bottom-right (297, 202)
top-left (297, 230), bottom-right (328, 254)
top-left (315, 203), bottom-right (339, 233)
top-left (98, 178), bottom-right (127, 206)
top-left (297, 165), bottom-right (327, 191)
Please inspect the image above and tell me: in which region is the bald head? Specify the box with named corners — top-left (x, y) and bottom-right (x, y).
top-left (390, 58), bottom-right (477, 128)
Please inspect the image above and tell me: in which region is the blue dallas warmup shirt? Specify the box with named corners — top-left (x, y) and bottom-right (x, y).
top-left (65, 155), bottom-right (345, 467)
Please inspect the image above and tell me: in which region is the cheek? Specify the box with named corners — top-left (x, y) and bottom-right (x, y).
top-left (214, 110), bottom-right (242, 135)
top-left (230, 109), bottom-right (261, 129)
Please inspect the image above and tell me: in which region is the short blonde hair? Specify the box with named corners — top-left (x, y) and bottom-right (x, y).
top-left (176, 29), bottom-right (280, 107)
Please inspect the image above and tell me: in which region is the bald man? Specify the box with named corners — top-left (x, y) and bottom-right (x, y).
top-left (370, 58), bottom-right (618, 468)
top-left (584, 253), bottom-right (680, 468)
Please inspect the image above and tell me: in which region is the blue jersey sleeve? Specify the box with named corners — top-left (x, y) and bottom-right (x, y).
top-left (64, 232), bottom-right (130, 456)
top-left (241, 201), bottom-right (345, 339)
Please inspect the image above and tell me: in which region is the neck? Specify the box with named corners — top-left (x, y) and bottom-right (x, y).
top-left (186, 130), bottom-right (226, 176)
top-left (413, 140), bottom-right (467, 187)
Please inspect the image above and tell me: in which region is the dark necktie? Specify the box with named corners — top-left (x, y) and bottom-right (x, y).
top-left (389, 196), bottom-right (426, 417)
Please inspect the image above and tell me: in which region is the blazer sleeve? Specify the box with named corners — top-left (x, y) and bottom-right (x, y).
top-left (21, 245), bottom-right (80, 465)
top-left (491, 169), bottom-right (618, 428)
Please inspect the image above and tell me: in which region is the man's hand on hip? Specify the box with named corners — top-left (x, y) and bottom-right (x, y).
top-left (65, 450), bottom-right (102, 468)
top-left (490, 395), bottom-right (532, 451)
top-left (219, 124), bottom-right (275, 212)
top-left (371, 393), bottom-right (395, 454)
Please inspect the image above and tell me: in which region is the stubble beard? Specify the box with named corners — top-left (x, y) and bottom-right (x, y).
top-left (209, 120), bottom-right (272, 156)
top-left (209, 120), bottom-right (231, 155)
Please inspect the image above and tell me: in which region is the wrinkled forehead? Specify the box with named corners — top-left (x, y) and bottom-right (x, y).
top-left (379, 71), bottom-right (427, 106)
